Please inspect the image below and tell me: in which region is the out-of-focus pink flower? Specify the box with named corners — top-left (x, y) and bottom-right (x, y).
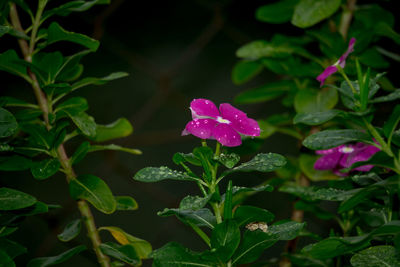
top-left (316, 38), bottom-right (356, 87)
top-left (182, 99), bottom-right (260, 147)
top-left (314, 142), bottom-right (380, 176)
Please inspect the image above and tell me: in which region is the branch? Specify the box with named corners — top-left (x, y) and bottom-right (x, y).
top-left (9, 4), bottom-right (110, 267)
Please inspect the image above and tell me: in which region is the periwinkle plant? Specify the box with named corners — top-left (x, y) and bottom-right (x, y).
top-left (0, 1), bottom-right (150, 266)
top-left (134, 99), bottom-right (305, 266)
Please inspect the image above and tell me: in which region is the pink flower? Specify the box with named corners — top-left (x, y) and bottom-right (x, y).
top-left (182, 99), bottom-right (260, 147)
top-left (316, 37), bottom-right (356, 87)
top-left (314, 142), bottom-right (380, 176)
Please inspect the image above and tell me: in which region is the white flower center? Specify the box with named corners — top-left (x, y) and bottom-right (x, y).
top-left (217, 116), bottom-right (231, 124)
top-left (339, 146), bottom-right (354, 154)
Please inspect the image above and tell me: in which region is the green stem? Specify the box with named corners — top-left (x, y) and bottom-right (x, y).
top-left (29, 0), bottom-right (47, 55)
top-left (211, 202), bottom-right (222, 224)
top-left (362, 117), bottom-right (393, 157)
top-left (337, 65), bottom-right (358, 97)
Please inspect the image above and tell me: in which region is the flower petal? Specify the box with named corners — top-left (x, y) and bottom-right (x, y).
top-left (314, 152), bottom-right (342, 170)
top-left (183, 118), bottom-right (217, 139)
top-left (338, 37), bottom-right (356, 67)
top-left (316, 65), bottom-right (338, 87)
top-left (219, 103), bottom-right (260, 136)
top-left (213, 124), bottom-right (241, 147)
top-left (316, 146), bottom-right (341, 155)
top-left (190, 99), bottom-right (220, 119)
top-left (348, 144), bottom-right (380, 171)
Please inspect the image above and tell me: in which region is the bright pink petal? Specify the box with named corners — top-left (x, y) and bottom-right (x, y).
top-left (190, 99), bottom-right (220, 119)
top-left (338, 37), bottom-right (356, 67)
top-left (219, 103), bottom-right (260, 136)
top-left (316, 146), bottom-right (340, 155)
top-left (183, 119), bottom-right (217, 139)
top-left (314, 152), bottom-right (342, 170)
top-left (316, 65), bottom-right (337, 87)
top-left (349, 145), bottom-right (380, 171)
top-left (213, 124), bottom-right (241, 147)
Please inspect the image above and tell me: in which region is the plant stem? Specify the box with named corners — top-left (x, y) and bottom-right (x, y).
top-left (211, 202), bottom-right (222, 224)
top-left (339, 0), bottom-right (357, 39)
top-left (9, 4), bottom-right (110, 267)
top-left (362, 117), bottom-right (393, 157)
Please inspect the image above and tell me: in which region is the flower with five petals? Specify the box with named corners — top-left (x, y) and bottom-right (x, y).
top-left (182, 99), bottom-right (260, 147)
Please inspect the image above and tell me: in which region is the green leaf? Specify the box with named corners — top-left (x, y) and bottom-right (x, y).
top-left (0, 25), bottom-right (29, 40)
top-left (303, 130), bottom-right (372, 150)
top-left (20, 124), bottom-right (52, 149)
top-left (292, 0), bottom-right (341, 28)
top-left (133, 166), bottom-right (198, 183)
top-left (0, 249), bottom-right (14, 267)
top-left (350, 245), bottom-right (400, 267)
top-left (0, 188), bottom-right (36, 211)
top-left (370, 89), bottom-right (400, 103)
top-left (65, 111), bottom-right (96, 137)
top-left (172, 152), bottom-right (201, 166)
top-left (0, 107), bottom-right (18, 138)
top-left (55, 97), bottom-right (88, 115)
top-left (70, 141), bottom-right (90, 165)
top-left (232, 230), bottom-right (277, 264)
top-left (158, 208), bottom-right (216, 229)
top-left (236, 40), bottom-right (293, 59)
top-left (32, 52), bottom-right (64, 84)
top-left (299, 154), bottom-right (338, 181)
top-left (152, 242), bottom-right (215, 267)
top-left (234, 80), bottom-right (294, 104)
top-left (44, 22), bottom-right (99, 52)
top-left (115, 196), bottom-right (138, 211)
top-left (31, 158), bottom-right (60, 180)
top-left (179, 195), bottom-right (211, 210)
top-left (42, 0), bottom-right (110, 21)
top-left (338, 176), bottom-right (398, 213)
top-left (374, 22), bottom-right (400, 45)
top-left (210, 220), bottom-right (240, 261)
top-left (227, 153), bottom-right (286, 174)
top-left (223, 181), bottom-right (233, 219)
top-left (268, 221), bottom-right (305, 240)
top-left (100, 242), bottom-right (140, 265)
top-left (279, 184), bottom-right (353, 202)
top-left (294, 110), bottom-right (341, 126)
top-left (302, 235), bottom-right (369, 260)
top-left (294, 88), bottom-right (338, 113)
top-left (88, 144), bottom-right (142, 156)
top-left (256, 0), bottom-right (299, 24)
top-left (0, 238), bottom-right (27, 259)
top-left (217, 153), bottom-right (240, 169)
top-left (231, 60), bottom-right (263, 85)
top-left (88, 118), bottom-right (133, 142)
top-left (57, 219), bottom-right (81, 242)
top-left (69, 174), bottom-right (116, 214)
top-left (0, 156), bottom-right (32, 171)
top-left (0, 227), bottom-right (18, 237)
top-left (27, 245), bottom-right (86, 267)
top-left (384, 105), bottom-right (400, 143)
top-left (71, 72), bottom-right (129, 91)
top-left (99, 226), bottom-right (152, 259)
top-left (0, 50), bottom-right (29, 80)
top-left (234, 205), bottom-right (275, 226)
top-left (359, 47), bottom-right (390, 69)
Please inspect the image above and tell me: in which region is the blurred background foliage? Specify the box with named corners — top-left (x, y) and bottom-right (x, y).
top-left (0, 0), bottom-right (399, 266)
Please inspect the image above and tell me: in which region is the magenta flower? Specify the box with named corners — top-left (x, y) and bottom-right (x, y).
top-left (316, 37), bottom-right (356, 87)
top-left (314, 143), bottom-right (380, 176)
top-left (182, 99), bottom-right (260, 147)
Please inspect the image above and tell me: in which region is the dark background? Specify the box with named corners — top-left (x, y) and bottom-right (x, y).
top-left (2, 0), bottom-right (391, 266)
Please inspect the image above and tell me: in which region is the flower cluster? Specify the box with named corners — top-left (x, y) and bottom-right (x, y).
top-left (182, 99), bottom-right (260, 147)
top-left (314, 143), bottom-right (380, 176)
